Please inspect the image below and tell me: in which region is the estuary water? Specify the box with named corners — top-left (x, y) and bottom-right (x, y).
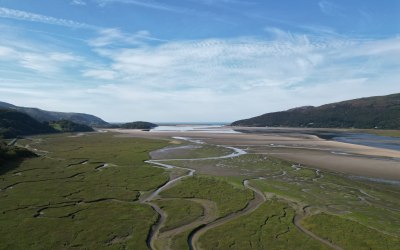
top-left (332, 133), bottom-right (400, 151)
top-left (150, 125), bottom-right (240, 134)
top-left (150, 125), bottom-right (400, 151)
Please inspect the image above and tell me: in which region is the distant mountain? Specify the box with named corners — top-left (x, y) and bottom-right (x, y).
top-left (120, 121), bottom-right (158, 130)
top-left (0, 109), bottom-right (57, 138)
top-left (231, 93), bottom-right (400, 129)
top-left (0, 101), bottom-right (109, 127)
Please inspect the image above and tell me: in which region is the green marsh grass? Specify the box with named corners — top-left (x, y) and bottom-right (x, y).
top-left (165, 153), bottom-right (400, 248)
top-left (198, 200), bottom-right (328, 250)
top-left (155, 199), bottom-right (203, 232)
top-left (160, 175), bottom-right (253, 218)
top-left (0, 133), bottom-right (169, 249)
top-left (302, 213), bottom-right (400, 249)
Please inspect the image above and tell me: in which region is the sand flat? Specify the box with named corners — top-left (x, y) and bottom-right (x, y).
top-left (110, 128), bottom-right (400, 180)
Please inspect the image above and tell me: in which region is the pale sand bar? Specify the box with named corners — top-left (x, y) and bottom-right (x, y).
top-left (109, 128), bottom-right (400, 180)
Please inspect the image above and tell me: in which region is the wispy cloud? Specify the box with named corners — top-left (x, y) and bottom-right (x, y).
top-left (83, 69), bottom-right (117, 80)
top-left (0, 45), bottom-right (15, 57)
top-left (93, 0), bottom-right (186, 13)
top-left (1, 12), bottom-right (399, 121)
top-left (86, 28), bottom-right (379, 93)
top-left (0, 7), bottom-right (97, 29)
top-left (318, 0), bottom-right (343, 16)
top-left (73, 28), bottom-right (400, 121)
top-left (0, 38), bottom-right (82, 74)
top-left (88, 28), bottom-right (167, 47)
top-left (92, 0), bottom-right (241, 25)
top-left (190, 0), bottom-right (255, 6)
top-left (297, 24), bottom-right (339, 36)
top-left (19, 52), bottom-right (81, 73)
top-left (71, 0), bottom-right (87, 5)
top-left (0, 8), bottom-right (168, 49)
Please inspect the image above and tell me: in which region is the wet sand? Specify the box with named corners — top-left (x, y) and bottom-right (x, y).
top-left (109, 129), bottom-right (400, 180)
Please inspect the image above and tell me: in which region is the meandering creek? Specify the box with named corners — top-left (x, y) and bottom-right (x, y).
top-left (142, 137), bottom-right (249, 250)
top-left (141, 136), bottom-right (340, 250)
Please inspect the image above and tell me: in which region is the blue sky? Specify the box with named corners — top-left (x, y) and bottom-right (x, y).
top-left (0, 0), bottom-right (399, 122)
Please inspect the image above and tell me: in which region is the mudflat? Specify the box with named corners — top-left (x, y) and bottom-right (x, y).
top-left (111, 128), bottom-right (400, 180)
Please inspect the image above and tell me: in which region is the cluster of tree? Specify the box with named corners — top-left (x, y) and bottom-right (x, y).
top-left (49, 119), bottom-right (94, 133)
top-left (232, 93), bottom-right (400, 129)
top-left (0, 142), bottom-right (37, 166)
top-left (119, 121), bottom-right (158, 130)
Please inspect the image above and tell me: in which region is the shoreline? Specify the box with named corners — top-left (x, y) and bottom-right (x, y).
top-left (230, 126), bottom-right (400, 150)
top-left (108, 128), bottom-right (400, 181)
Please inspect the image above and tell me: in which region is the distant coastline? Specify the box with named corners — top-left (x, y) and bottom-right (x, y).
top-left (234, 127), bottom-right (400, 152)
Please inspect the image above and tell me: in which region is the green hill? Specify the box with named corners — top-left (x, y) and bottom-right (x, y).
top-left (231, 93), bottom-right (400, 129)
top-left (0, 101), bottom-right (109, 127)
top-left (0, 110), bottom-right (95, 139)
top-left (0, 109), bottom-right (57, 138)
top-left (120, 121), bottom-right (158, 129)
top-left (49, 119), bottom-right (94, 132)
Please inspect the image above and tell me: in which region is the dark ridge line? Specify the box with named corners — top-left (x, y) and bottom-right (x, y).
top-left (33, 203), bottom-right (77, 218)
top-left (32, 197), bottom-right (139, 218)
top-left (59, 208), bottom-right (88, 219)
top-left (2, 206), bottom-right (31, 214)
top-left (84, 198), bottom-right (137, 204)
top-left (1, 172), bottom-right (85, 191)
top-left (94, 163), bottom-right (106, 170)
top-left (275, 227), bottom-right (290, 239)
top-left (63, 190), bottom-right (82, 198)
top-left (12, 167), bottom-right (49, 174)
top-left (66, 160), bottom-right (89, 168)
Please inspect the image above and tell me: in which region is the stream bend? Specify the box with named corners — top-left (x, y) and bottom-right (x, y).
top-left (142, 137), bottom-right (335, 250)
top-left (142, 137), bottom-right (247, 250)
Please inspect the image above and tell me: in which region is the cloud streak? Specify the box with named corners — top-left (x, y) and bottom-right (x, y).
top-left (71, 0), bottom-right (86, 6)
top-left (318, 0), bottom-right (343, 16)
top-left (93, 0), bottom-right (186, 13)
top-left (88, 31), bottom-right (338, 91)
top-left (0, 7), bottom-right (98, 29)
top-left (0, 37), bottom-right (82, 74)
top-left (71, 0), bottom-right (87, 5)
top-left (88, 28), bottom-right (167, 47)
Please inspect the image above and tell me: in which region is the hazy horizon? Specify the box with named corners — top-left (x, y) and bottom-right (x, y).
top-left (110, 121), bottom-right (231, 125)
top-left (0, 0), bottom-right (399, 122)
